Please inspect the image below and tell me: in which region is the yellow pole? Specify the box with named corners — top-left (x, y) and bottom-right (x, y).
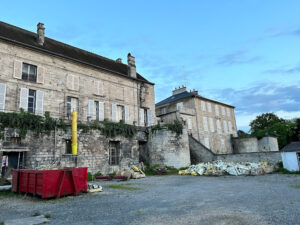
top-left (72, 111), bottom-right (78, 155)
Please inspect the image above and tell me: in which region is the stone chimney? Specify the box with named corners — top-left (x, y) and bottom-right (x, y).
top-left (192, 89), bottom-right (198, 95)
top-left (37, 22), bottom-right (45, 46)
top-left (127, 53), bottom-right (136, 78)
top-left (116, 58), bottom-right (122, 63)
top-left (172, 85), bottom-right (187, 95)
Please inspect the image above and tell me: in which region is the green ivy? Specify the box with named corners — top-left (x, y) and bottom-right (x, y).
top-left (151, 120), bottom-right (183, 136)
top-left (0, 110), bottom-right (137, 139)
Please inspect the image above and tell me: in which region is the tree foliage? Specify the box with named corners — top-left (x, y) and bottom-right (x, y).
top-left (249, 113), bottom-right (300, 149)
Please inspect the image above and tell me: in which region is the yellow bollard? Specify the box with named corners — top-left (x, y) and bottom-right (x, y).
top-left (72, 111), bottom-right (78, 155)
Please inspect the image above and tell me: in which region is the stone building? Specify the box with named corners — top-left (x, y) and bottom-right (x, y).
top-left (156, 86), bottom-right (237, 154)
top-left (0, 21), bottom-right (156, 173)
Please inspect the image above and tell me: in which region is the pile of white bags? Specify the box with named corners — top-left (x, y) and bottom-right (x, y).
top-left (178, 161), bottom-right (276, 176)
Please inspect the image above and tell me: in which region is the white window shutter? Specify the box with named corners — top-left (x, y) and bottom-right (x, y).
top-left (201, 100), bottom-right (206, 111)
top-left (147, 109), bottom-right (152, 126)
top-left (203, 116), bottom-right (208, 132)
top-left (217, 120), bottom-right (222, 134)
top-left (19, 88), bottom-right (29, 111)
top-left (0, 83), bottom-right (6, 112)
top-left (228, 121), bottom-right (232, 133)
top-left (37, 67), bottom-right (44, 84)
top-left (112, 104), bottom-right (117, 122)
top-left (207, 103), bottom-right (212, 112)
top-left (227, 108), bottom-right (231, 117)
top-left (87, 100), bottom-right (94, 120)
top-left (204, 137), bottom-right (210, 149)
top-left (223, 120), bottom-right (228, 133)
top-left (209, 117), bottom-right (214, 132)
top-left (13, 60), bottom-right (22, 79)
top-left (139, 108), bottom-right (144, 126)
top-left (215, 105), bottom-right (219, 116)
top-left (98, 81), bottom-right (103, 96)
top-left (35, 90), bottom-right (44, 116)
top-left (187, 118), bottom-right (192, 130)
top-left (99, 101), bottom-right (104, 121)
top-left (124, 106), bottom-right (129, 124)
top-left (222, 106), bottom-right (225, 115)
top-left (73, 76), bottom-right (79, 91)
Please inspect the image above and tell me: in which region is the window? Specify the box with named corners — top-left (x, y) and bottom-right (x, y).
top-left (201, 100), bottom-right (206, 111)
top-left (67, 97), bottom-right (79, 119)
top-left (28, 89), bottom-right (36, 113)
top-left (95, 101), bottom-right (99, 121)
top-left (207, 103), bottom-right (212, 112)
top-left (117, 105), bottom-right (125, 122)
top-left (221, 106), bottom-right (226, 116)
top-left (144, 108), bottom-right (148, 126)
top-left (203, 116), bottom-right (208, 132)
top-left (161, 107), bottom-right (167, 114)
top-left (209, 117), bottom-right (214, 132)
top-left (109, 141), bottom-right (120, 165)
top-left (226, 108), bottom-right (231, 117)
top-left (22, 63), bottom-right (37, 82)
top-left (176, 102), bottom-right (183, 110)
top-left (65, 139), bottom-right (72, 154)
top-left (215, 105), bottom-right (219, 116)
top-left (216, 120), bottom-right (222, 134)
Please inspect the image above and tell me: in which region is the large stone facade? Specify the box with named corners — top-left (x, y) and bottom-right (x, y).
top-left (156, 86), bottom-right (237, 154)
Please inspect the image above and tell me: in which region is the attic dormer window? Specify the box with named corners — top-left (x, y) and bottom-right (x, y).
top-left (22, 63), bottom-right (37, 82)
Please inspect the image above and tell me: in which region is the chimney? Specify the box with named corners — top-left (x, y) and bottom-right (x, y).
top-left (172, 85), bottom-right (187, 95)
top-left (127, 53), bottom-right (136, 78)
top-left (116, 58), bottom-right (122, 63)
top-left (37, 22), bottom-right (45, 46)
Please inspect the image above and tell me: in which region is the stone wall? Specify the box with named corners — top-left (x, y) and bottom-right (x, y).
top-left (233, 136), bottom-right (279, 153)
top-left (147, 129), bottom-right (191, 169)
top-left (3, 129), bottom-right (143, 174)
top-left (189, 135), bottom-right (214, 163)
top-left (215, 152), bottom-right (281, 165)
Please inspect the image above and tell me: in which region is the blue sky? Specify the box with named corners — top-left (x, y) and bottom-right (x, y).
top-left (1, 0), bottom-right (300, 131)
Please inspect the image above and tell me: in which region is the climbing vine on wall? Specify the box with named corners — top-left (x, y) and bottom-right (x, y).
top-left (0, 110), bottom-right (137, 139)
top-left (151, 120), bottom-right (183, 136)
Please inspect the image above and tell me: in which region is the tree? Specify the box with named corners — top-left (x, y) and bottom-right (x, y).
top-left (249, 113), bottom-right (298, 149)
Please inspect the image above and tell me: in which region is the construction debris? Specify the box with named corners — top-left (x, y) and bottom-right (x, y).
top-left (87, 183), bottom-right (103, 193)
top-left (179, 161), bottom-right (277, 176)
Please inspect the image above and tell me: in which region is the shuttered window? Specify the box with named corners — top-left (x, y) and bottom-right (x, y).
top-left (221, 106), bottom-right (225, 116)
top-left (67, 75), bottom-right (79, 91)
top-left (147, 109), bottom-right (152, 126)
top-left (209, 117), bottom-right (214, 132)
top-left (223, 120), bottom-right (228, 133)
top-left (176, 102), bottom-right (183, 110)
top-left (203, 116), bottom-right (208, 132)
top-left (201, 100), bottom-right (206, 111)
top-left (226, 108), bottom-right (231, 117)
top-left (139, 108), bottom-right (145, 126)
top-left (204, 137), bottom-right (210, 149)
top-left (215, 105), bottom-right (219, 116)
top-left (207, 103), bottom-right (212, 112)
top-left (228, 121), bottom-right (233, 133)
top-left (124, 106), bottom-right (129, 124)
top-left (19, 88), bottom-right (29, 111)
top-left (111, 104), bottom-right (117, 122)
top-left (0, 83), bottom-right (6, 112)
top-left (98, 102), bottom-right (104, 121)
top-left (94, 80), bottom-right (104, 96)
top-left (187, 118), bottom-right (192, 130)
top-left (87, 100), bottom-right (95, 120)
top-left (35, 90), bottom-right (44, 116)
top-left (216, 120), bottom-right (222, 134)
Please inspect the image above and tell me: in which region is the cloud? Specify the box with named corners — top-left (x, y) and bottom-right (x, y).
top-left (264, 62), bottom-right (300, 74)
top-left (205, 82), bottom-right (300, 130)
top-left (271, 28), bottom-right (300, 38)
top-left (217, 50), bottom-right (261, 66)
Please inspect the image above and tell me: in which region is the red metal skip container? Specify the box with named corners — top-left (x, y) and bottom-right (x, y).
top-left (12, 167), bottom-right (87, 199)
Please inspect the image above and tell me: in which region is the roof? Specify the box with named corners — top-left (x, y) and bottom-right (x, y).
top-left (156, 91), bottom-right (235, 108)
top-left (281, 142), bottom-right (300, 152)
top-left (0, 21), bottom-right (152, 84)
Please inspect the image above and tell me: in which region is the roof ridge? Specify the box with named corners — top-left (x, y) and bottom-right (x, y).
top-left (0, 21), bottom-right (127, 67)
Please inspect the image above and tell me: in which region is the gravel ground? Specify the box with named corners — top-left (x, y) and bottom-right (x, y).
top-left (1, 174), bottom-right (300, 225)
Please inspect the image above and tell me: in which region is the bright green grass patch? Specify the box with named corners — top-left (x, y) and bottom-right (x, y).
top-left (108, 185), bottom-right (140, 190)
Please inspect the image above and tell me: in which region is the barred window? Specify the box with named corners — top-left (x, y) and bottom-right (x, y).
top-left (109, 141), bottom-right (120, 165)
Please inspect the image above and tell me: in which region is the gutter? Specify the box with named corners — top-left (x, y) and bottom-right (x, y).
top-left (0, 36), bottom-right (155, 85)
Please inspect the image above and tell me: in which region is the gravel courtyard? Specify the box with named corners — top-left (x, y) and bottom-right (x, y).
top-left (1, 174), bottom-right (300, 225)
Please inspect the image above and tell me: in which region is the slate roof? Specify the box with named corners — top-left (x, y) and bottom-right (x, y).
top-left (0, 21), bottom-right (152, 84)
top-left (281, 142), bottom-right (300, 152)
top-left (156, 91), bottom-right (234, 108)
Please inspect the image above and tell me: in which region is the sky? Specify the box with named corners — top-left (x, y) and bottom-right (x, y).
top-left (1, 0), bottom-right (300, 131)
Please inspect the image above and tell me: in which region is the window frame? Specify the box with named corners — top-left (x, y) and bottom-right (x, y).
top-left (22, 63), bottom-right (37, 83)
top-left (109, 141), bottom-right (120, 166)
top-left (28, 89), bottom-right (36, 113)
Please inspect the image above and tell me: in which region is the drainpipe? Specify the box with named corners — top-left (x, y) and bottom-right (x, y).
top-left (53, 119), bottom-right (57, 163)
top-left (193, 97), bottom-right (201, 141)
top-left (137, 82), bottom-right (140, 126)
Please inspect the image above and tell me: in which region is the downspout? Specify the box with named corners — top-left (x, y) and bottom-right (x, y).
top-left (137, 82), bottom-right (140, 126)
top-left (53, 119), bottom-right (57, 163)
top-left (193, 97), bottom-right (201, 141)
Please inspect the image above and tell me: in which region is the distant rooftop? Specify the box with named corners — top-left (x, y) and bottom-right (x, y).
top-left (156, 86), bottom-right (234, 108)
top-left (281, 142), bottom-right (300, 152)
